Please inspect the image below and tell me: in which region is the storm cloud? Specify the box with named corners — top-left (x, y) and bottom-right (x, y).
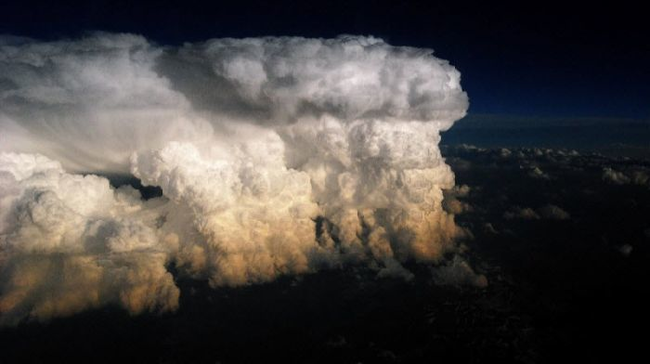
top-left (0, 33), bottom-right (471, 324)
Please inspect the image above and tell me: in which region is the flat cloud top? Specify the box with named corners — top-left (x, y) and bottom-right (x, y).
top-left (0, 33), bottom-right (467, 173)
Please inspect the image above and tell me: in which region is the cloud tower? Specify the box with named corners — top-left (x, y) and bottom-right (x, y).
top-left (0, 34), bottom-right (470, 324)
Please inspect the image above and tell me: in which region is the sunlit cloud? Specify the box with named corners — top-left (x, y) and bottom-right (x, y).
top-left (0, 33), bottom-right (471, 324)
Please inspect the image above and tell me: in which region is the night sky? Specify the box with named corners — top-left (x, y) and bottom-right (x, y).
top-left (1, 0), bottom-right (648, 119)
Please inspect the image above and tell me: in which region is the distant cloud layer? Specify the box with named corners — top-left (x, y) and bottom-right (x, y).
top-left (0, 34), bottom-right (471, 324)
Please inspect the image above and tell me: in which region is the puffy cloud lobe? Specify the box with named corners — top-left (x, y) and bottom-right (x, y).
top-left (432, 255), bottom-right (488, 288)
top-left (280, 117), bottom-right (462, 266)
top-left (537, 205), bottom-right (571, 220)
top-left (503, 205), bottom-right (570, 221)
top-left (0, 153), bottom-right (179, 325)
top-left (443, 184), bottom-right (473, 215)
top-left (131, 139), bottom-right (323, 287)
top-left (503, 207), bottom-right (541, 220)
top-left (602, 167), bottom-right (649, 186)
top-left (0, 34), bottom-right (469, 323)
top-left (602, 167), bottom-right (631, 184)
top-left (1, 34), bottom-right (467, 173)
top-left (527, 166), bottom-right (551, 180)
top-left (0, 33), bottom-right (213, 173)
top-left (161, 36), bottom-right (467, 126)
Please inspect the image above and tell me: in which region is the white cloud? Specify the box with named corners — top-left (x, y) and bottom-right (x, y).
top-left (0, 153), bottom-right (178, 325)
top-left (0, 33), bottom-right (470, 323)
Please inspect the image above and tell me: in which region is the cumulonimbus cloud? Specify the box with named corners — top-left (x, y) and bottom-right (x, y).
top-left (0, 33), bottom-right (473, 324)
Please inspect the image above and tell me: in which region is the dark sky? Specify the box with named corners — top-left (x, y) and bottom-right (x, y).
top-left (1, 0), bottom-right (648, 119)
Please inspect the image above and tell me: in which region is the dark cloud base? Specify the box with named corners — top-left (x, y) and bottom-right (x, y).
top-left (1, 145), bottom-right (649, 363)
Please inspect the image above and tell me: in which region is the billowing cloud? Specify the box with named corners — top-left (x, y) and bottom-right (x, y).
top-left (602, 167), bottom-right (631, 184)
top-left (503, 207), bottom-right (541, 220)
top-left (527, 166), bottom-right (550, 180)
top-left (602, 167), bottom-right (649, 186)
top-left (443, 184), bottom-right (473, 215)
top-left (537, 204), bottom-right (571, 220)
top-left (0, 153), bottom-right (178, 325)
top-left (503, 205), bottom-right (570, 221)
top-left (431, 255), bottom-right (487, 288)
top-left (0, 33), bottom-right (469, 323)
